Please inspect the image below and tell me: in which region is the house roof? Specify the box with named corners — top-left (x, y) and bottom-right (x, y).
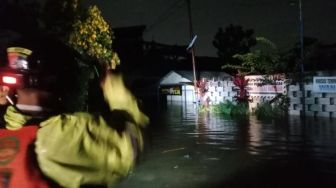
top-left (160, 71), bottom-right (193, 85)
top-left (160, 70), bottom-right (233, 86)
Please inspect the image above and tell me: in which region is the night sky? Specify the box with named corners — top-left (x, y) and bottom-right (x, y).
top-left (84, 0), bottom-right (336, 57)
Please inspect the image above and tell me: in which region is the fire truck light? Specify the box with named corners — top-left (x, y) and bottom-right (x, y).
top-left (2, 76), bottom-right (17, 84)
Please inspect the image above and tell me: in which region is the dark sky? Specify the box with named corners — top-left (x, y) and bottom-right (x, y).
top-left (84, 0), bottom-right (336, 57)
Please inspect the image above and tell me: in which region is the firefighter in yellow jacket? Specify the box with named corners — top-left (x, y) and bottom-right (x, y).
top-left (0, 35), bottom-right (149, 187)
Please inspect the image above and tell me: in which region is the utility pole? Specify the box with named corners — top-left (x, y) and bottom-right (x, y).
top-left (298, 0), bottom-right (305, 117)
top-left (186, 0), bottom-right (198, 101)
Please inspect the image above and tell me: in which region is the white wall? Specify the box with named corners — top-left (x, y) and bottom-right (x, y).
top-left (288, 83), bottom-right (336, 118)
top-left (206, 80), bottom-right (236, 104)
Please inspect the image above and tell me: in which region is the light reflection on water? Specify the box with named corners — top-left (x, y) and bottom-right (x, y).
top-left (115, 102), bottom-right (336, 188)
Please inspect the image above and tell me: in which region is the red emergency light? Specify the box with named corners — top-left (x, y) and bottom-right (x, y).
top-left (2, 76), bottom-right (17, 84)
top-left (0, 71), bottom-right (24, 88)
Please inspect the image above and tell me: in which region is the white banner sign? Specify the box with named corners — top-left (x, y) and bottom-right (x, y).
top-left (245, 75), bottom-right (286, 96)
top-left (313, 77), bottom-right (336, 93)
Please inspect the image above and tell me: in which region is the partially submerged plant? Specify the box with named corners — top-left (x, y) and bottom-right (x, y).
top-left (233, 74), bottom-right (250, 103)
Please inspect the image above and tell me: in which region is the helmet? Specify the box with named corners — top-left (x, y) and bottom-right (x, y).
top-left (0, 34), bottom-right (81, 115)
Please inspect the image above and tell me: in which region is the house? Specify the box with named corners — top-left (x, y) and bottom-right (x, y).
top-left (159, 70), bottom-right (234, 104)
top-left (159, 71), bottom-right (195, 103)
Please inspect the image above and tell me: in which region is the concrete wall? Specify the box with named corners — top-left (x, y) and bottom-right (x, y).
top-left (207, 80), bottom-right (236, 104)
top-left (165, 77), bottom-right (336, 119)
top-left (288, 83), bottom-right (336, 118)
top-left (166, 80), bottom-right (237, 104)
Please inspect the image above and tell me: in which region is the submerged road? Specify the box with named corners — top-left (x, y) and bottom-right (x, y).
top-left (115, 103), bottom-right (336, 188)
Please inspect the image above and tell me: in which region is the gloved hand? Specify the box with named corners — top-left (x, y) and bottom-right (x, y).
top-left (100, 72), bottom-right (149, 127)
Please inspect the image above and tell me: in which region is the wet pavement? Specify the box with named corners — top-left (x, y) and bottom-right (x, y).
top-left (114, 102), bottom-right (336, 188)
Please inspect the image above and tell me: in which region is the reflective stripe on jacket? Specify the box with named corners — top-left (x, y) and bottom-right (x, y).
top-left (0, 126), bottom-right (50, 188)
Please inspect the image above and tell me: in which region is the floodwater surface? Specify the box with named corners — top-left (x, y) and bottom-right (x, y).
top-left (115, 103), bottom-right (336, 188)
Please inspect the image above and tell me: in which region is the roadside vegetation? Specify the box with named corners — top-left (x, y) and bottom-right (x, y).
top-left (254, 94), bottom-right (290, 119)
top-left (208, 24), bottom-right (308, 119)
top-left (211, 101), bottom-right (249, 116)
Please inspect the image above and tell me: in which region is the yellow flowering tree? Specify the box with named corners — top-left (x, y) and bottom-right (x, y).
top-left (41, 1), bottom-right (121, 111)
top-left (68, 5), bottom-right (120, 70)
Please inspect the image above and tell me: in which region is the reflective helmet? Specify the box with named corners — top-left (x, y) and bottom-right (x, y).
top-left (0, 33), bottom-right (81, 114)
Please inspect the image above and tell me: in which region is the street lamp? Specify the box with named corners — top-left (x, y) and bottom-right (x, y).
top-left (298, 0), bottom-right (305, 117)
top-left (291, 0), bottom-right (305, 117)
top-left (186, 0), bottom-right (198, 102)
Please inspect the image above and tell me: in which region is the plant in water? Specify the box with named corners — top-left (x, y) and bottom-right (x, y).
top-left (211, 100), bottom-right (234, 115)
top-left (233, 74), bottom-right (250, 103)
top-left (255, 94), bottom-right (290, 119)
top-left (211, 101), bottom-right (249, 116)
top-left (197, 78), bottom-right (210, 110)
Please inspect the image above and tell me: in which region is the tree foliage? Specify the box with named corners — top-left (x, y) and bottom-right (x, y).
top-left (213, 24), bottom-right (257, 69)
top-left (68, 5), bottom-right (120, 69)
top-left (2, 0), bottom-right (119, 70)
top-left (41, 0), bottom-right (120, 69)
top-left (41, 0), bottom-right (81, 38)
top-left (230, 37), bottom-right (283, 75)
top-left (282, 37), bottom-right (320, 72)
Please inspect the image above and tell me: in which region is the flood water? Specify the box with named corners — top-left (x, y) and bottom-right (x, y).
top-left (115, 102), bottom-right (336, 188)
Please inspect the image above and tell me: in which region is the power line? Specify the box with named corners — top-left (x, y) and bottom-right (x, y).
top-left (144, 0), bottom-right (186, 33)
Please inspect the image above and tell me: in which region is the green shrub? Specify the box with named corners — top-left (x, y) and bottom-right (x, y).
top-left (211, 101), bottom-right (249, 116)
top-left (255, 102), bottom-right (274, 119)
top-left (231, 102), bottom-right (249, 116)
top-left (255, 94), bottom-right (289, 119)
